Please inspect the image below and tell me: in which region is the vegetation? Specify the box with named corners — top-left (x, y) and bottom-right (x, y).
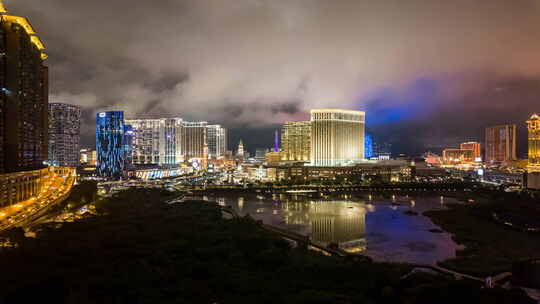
top-left (0, 188), bottom-right (533, 303)
top-left (425, 191), bottom-right (540, 277)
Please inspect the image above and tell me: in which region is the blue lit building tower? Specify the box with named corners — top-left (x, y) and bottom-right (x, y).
top-left (365, 133), bottom-right (374, 159)
top-left (96, 111), bottom-right (125, 179)
top-left (123, 124), bottom-right (134, 170)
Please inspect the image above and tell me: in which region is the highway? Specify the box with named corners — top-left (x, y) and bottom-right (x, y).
top-left (0, 172), bottom-right (76, 230)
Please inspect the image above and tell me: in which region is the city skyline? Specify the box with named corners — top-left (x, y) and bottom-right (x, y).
top-left (7, 0), bottom-right (540, 155)
top-left (3, 2), bottom-right (540, 302)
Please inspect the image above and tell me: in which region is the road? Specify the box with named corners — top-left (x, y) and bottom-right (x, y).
top-left (0, 172), bottom-right (76, 230)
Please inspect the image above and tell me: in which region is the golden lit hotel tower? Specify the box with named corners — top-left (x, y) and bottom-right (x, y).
top-left (310, 109), bottom-right (365, 166)
top-left (460, 142), bottom-right (481, 161)
top-left (282, 121), bottom-right (311, 162)
top-left (527, 114), bottom-right (540, 172)
top-left (485, 124), bottom-right (517, 163)
top-left (0, 3), bottom-right (49, 173)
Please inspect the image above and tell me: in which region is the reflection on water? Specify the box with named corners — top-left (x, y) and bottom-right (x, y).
top-left (283, 200), bottom-right (366, 253)
top-left (200, 193), bottom-right (463, 265)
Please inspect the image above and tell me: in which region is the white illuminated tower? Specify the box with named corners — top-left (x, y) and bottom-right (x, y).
top-left (310, 109), bottom-right (365, 166)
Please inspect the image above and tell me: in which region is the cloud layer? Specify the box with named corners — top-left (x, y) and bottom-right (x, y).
top-left (8, 0), bottom-right (540, 153)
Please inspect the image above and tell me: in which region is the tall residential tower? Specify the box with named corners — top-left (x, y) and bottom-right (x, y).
top-left (0, 4), bottom-right (49, 173)
top-left (48, 103), bottom-right (81, 167)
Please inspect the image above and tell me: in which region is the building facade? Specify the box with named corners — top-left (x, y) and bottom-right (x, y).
top-left (126, 119), bottom-right (162, 165)
top-left (161, 118), bottom-right (184, 166)
top-left (207, 124), bottom-right (227, 158)
top-left (80, 149), bottom-right (97, 166)
top-left (311, 109), bottom-right (365, 166)
top-left (527, 114), bottom-right (540, 172)
top-left (126, 118), bottom-right (184, 166)
top-left (182, 121), bottom-right (207, 161)
top-left (48, 103), bottom-right (80, 167)
top-left (266, 161), bottom-right (411, 183)
top-left (282, 121), bottom-right (311, 162)
top-left (485, 124), bottom-right (517, 163)
top-left (365, 133), bottom-right (374, 159)
top-left (460, 142), bottom-right (481, 161)
top-left (96, 111), bottom-right (125, 179)
top-left (0, 5), bottom-right (49, 173)
top-left (255, 148), bottom-right (269, 162)
top-left (442, 148), bottom-right (474, 164)
top-left (237, 140), bottom-right (245, 157)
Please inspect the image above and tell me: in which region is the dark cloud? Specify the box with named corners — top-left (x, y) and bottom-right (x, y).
top-left (6, 0), bottom-right (540, 152)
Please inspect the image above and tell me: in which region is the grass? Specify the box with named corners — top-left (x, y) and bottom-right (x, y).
top-left (424, 193), bottom-right (540, 277)
top-left (0, 187), bottom-right (534, 303)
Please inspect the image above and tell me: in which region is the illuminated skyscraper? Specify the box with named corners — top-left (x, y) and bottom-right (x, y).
top-left (282, 121), bottom-right (311, 162)
top-left (161, 118), bottom-right (184, 165)
top-left (485, 124), bottom-right (517, 163)
top-left (96, 111), bottom-right (125, 179)
top-left (126, 119), bottom-right (162, 165)
top-left (365, 133), bottom-right (374, 159)
top-left (0, 4), bottom-right (49, 173)
top-left (310, 109), bottom-right (365, 166)
top-left (123, 124), bottom-right (134, 168)
top-left (207, 124), bottom-right (227, 158)
top-left (274, 130), bottom-right (280, 152)
top-left (48, 103), bottom-right (81, 167)
top-left (126, 118), bottom-right (184, 166)
top-left (182, 121), bottom-right (207, 161)
top-left (527, 114), bottom-right (540, 172)
top-left (460, 142), bottom-right (481, 161)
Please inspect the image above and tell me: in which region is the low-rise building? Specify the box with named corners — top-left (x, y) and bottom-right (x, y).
top-left (265, 161), bottom-right (412, 183)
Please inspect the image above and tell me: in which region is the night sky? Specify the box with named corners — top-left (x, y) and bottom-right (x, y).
top-left (8, 0), bottom-right (540, 156)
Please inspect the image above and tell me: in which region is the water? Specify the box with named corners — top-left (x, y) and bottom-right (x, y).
top-left (201, 193), bottom-right (463, 265)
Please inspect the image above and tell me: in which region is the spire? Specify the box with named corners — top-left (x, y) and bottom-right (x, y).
top-left (237, 140), bottom-right (244, 156)
top-left (274, 130), bottom-right (279, 152)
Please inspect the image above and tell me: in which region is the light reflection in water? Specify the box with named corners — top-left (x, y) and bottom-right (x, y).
top-left (282, 200), bottom-right (367, 253)
top-left (213, 194), bottom-right (463, 265)
top-left (238, 197), bottom-right (244, 211)
top-left (217, 198), bottom-right (226, 207)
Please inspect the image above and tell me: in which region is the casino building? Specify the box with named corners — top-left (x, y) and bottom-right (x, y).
top-left (310, 109), bottom-right (365, 166)
top-left (527, 114), bottom-right (540, 172)
top-left (527, 114), bottom-right (540, 189)
top-left (96, 111), bottom-right (126, 179)
top-left (485, 124), bottom-right (517, 163)
top-left (281, 121), bottom-right (311, 162)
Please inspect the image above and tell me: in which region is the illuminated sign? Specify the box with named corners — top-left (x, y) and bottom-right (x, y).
top-left (477, 169), bottom-right (484, 176)
top-left (99, 112), bottom-right (106, 118)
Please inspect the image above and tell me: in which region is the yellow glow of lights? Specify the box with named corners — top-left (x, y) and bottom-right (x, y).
top-left (3, 15), bottom-right (47, 59)
top-left (527, 113), bottom-right (540, 172)
top-left (0, 2), bottom-right (7, 14)
top-left (30, 35), bottom-right (45, 50)
top-left (4, 15), bottom-right (36, 35)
